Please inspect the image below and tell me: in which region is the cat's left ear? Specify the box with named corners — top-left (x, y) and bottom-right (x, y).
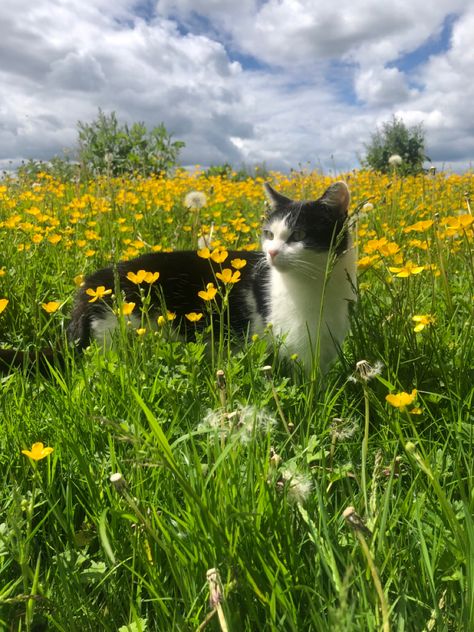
top-left (320, 181), bottom-right (350, 216)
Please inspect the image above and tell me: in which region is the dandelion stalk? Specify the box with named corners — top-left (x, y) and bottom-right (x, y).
top-left (343, 507), bottom-right (390, 632)
top-left (261, 365), bottom-right (290, 434)
top-left (361, 383), bottom-right (370, 516)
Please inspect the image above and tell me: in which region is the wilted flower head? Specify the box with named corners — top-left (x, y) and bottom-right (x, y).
top-left (388, 154), bottom-right (403, 167)
top-left (206, 568), bottom-right (224, 608)
top-left (198, 404), bottom-right (277, 444)
top-left (184, 190), bottom-right (207, 210)
top-left (279, 466), bottom-right (312, 504)
top-left (349, 360), bottom-right (384, 383)
top-left (330, 417), bottom-right (358, 441)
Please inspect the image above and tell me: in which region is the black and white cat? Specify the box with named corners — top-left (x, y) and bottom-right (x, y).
top-left (0, 181), bottom-right (356, 375)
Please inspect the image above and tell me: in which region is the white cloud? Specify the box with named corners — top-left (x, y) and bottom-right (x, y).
top-left (355, 67), bottom-right (411, 106)
top-left (0, 0), bottom-right (473, 172)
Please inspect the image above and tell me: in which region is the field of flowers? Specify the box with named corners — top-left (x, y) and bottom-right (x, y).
top-left (0, 168), bottom-right (473, 631)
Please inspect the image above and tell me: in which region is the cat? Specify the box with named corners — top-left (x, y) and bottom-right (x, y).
top-left (0, 181), bottom-right (357, 376)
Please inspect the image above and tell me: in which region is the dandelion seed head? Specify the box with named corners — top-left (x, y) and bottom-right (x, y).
top-left (198, 404), bottom-right (277, 444)
top-left (184, 190), bottom-right (207, 210)
top-left (353, 359), bottom-right (384, 382)
top-left (388, 154), bottom-right (403, 167)
top-left (330, 417), bottom-right (358, 441)
top-left (280, 467), bottom-right (312, 504)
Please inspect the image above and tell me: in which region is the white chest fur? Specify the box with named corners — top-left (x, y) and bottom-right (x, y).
top-left (267, 246), bottom-right (357, 373)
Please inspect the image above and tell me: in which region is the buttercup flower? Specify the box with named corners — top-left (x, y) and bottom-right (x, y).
top-left (386, 389), bottom-right (417, 410)
top-left (185, 312), bottom-right (203, 322)
top-left (121, 302), bottom-right (136, 316)
top-left (41, 301), bottom-right (61, 313)
top-left (86, 286), bottom-right (112, 303)
top-left (389, 261), bottom-right (425, 277)
top-left (22, 442), bottom-right (54, 461)
top-left (126, 270), bottom-right (160, 284)
top-left (157, 311), bottom-right (176, 326)
top-left (412, 314), bottom-right (435, 332)
top-left (198, 283), bottom-right (217, 301)
top-left (0, 298), bottom-right (9, 314)
top-left (210, 248), bottom-right (228, 263)
top-left (197, 247), bottom-right (211, 259)
top-left (231, 258), bottom-right (247, 270)
top-left (216, 269), bottom-right (241, 284)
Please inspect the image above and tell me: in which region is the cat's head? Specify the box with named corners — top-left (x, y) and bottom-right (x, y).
top-left (262, 181), bottom-right (350, 271)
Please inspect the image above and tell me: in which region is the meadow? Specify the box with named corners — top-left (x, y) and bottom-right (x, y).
top-left (0, 167), bottom-right (473, 631)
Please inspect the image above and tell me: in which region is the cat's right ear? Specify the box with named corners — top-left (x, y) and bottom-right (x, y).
top-left (263, 183), bottom-right (293, 210)
top-left (319, 181), bottom-right (350, 215)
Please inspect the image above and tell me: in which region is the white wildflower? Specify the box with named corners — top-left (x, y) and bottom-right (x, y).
top-left (184, 190), bottom-right (207, 210)
top-left (388, 154), bottom-right (403, 167)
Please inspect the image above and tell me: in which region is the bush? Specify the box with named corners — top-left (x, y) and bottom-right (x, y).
top-left (362, 116), bottom-right (430, 175)
top-left (77, 109), bottom-right (185, 177)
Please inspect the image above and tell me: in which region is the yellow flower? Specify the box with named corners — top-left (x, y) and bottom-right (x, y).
top-left (157, 311), bottom-right (176, 326)
top-left (136, 328), bottom-right (146, 335)
top-left (210, 248), bottom-right (228, 263)
top-left (403, 220), bottom-right (434, 233)
top-left (74, 274), bottom-right (85, 287)
top-left (121, 302), bottom-right (136, 316)
top-left (185, 312), bottom-right (203, 322)
top-left (0, 268), bottom-right (5, 277)
top-left (144, 271), bottom-right (159, 283)
top-left (0, 298), bottom-right (8, 314)
top-left (412, 314), bottom-right (435, 332)
top-left (231, 258), bottom-right (247, 269)
top-left (388, 261), bottom-right (425, 277)
top-left (85, 286), bottom-right (112, 303)
top-left (216, 268), bottom-right (241, 284)
top-left (22, 442), bottom-right (54, 461)
top-left (197, 247), bottom-right (211, 259)
top-left (126, 270), bottom-right (160, 284)
top-left (198, 283), bottom-right (217, 301)
top-left (41, 301), bottom-right (61, 314)
top-left (357, 255), bottom-right (380, 268)
top-left (386, 389), bottom-right (418, 410)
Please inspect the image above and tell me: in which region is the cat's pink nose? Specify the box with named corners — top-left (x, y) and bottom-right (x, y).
top-left (268, 249), bottom-right (279, 260)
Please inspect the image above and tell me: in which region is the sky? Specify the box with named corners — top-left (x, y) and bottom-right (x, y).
top-left (1, 0), bottom-right (474, 174)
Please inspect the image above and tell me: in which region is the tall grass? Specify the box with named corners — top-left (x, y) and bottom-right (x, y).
top-left (0, 169), bottom-right (473, 630)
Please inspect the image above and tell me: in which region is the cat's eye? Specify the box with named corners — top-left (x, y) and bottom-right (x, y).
top-left (289, 230), bottom-right (306, 242)
top-left (263, 229), bottom-right (274, 240)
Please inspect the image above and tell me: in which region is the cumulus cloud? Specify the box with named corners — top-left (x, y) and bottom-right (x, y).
top-left (355, 67), bottom-right (411, 106)
top-left (0, 0), bottom-right (473, 172)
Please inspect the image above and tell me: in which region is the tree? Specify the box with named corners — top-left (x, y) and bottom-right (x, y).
top-left (362, 116), bottom-right (430, 175)
top-left (77, 109), bottom-right (185, 177)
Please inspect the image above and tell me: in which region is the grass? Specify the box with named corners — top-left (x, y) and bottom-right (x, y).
top-left (0, 168), bottom-right (473, 631)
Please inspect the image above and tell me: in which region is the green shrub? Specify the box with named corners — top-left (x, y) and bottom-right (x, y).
top-left (77, 109), bottom-right (184, 177)
top-left (362, 116), bottom-right (430, 175)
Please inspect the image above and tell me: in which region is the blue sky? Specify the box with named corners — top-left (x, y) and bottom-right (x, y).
top-left (0, 0), bottom-right (473, 172)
